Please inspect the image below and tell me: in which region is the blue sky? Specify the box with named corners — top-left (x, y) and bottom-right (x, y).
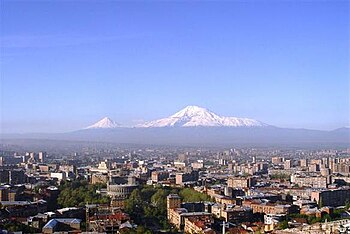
top-left (1, 0), bottom-right (349, 133)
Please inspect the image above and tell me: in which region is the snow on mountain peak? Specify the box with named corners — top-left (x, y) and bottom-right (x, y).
top-left (171, 105), bottom-right (214, 118)
top-left (85, 117), bottom-right (121, 129)
top-left (138, 106), bottom-right (268, 128)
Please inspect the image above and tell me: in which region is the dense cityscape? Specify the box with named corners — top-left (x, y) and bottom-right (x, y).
top-left (0, 143), bottom-right (349, 233)
top-left (1, 0), bottom-right (348, 233)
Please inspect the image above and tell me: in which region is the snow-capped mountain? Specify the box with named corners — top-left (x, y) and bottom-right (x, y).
top-left (3, 106), bottom-right (348, 146)
top-left (138, 105), bottom-right (268, 128)
top-left (85, 117), bottom-right (121, 129)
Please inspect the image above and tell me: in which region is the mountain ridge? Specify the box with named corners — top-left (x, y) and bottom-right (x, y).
top-left (86, 105), bottom-right (268, 129)
top-left (138, 105), bottom-right (267, 128)
top-left (5, 105), bottom-right (346, 147)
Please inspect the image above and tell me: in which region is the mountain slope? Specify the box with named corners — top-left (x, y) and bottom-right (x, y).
top-left (85, 117), bottom-right (121, 129)
top-left (138, 105), bottom-right (267, 128)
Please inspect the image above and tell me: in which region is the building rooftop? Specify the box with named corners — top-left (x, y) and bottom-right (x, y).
top-left (180, 212), bottom-right (212, 217)
top-left (167, 194), bottom-right (181, 199)
top-left (56, 207), bottom-right (80, 214)
top-left (43, 218), bottom-right (81, 229)
top-left (1, 200), bottom-right (47, 206)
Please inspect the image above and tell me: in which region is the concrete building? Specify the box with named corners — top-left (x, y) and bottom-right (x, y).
top-left (2, 200), bottom-right (47, 218)
top-left (108, 184), bottom-right (138, 208)
top-left (168, 208), bottom-right (213, 231)
top-left (250, 203), bottom-right (295, 215)
top-left (167, 194), bottom-right (181, 219)
top-left (191, 162), bottom-right (204, 170)
top-left (311, 188), bottom-right (350, 207)
top-left (284, 160), bottom-right (292, 170)
top-left (0, 186), bottom-right (20, 201)
top-left (272, 157), bottom-right (284, 165)
top-left (221, 206), bottom-right (253, 223)
top-left (174, 161), bottom-right (186, 169)
top-left (107, 176), bottom-right (138, 208)
top-left (175, 171), bottom-right (199, 185)
top-left (275, 219), bottom-right (350, 234)
top-left (309, 164), bottom-right (320, 172)
top-left (9, 169), bottom-right (26, 184)
top-left (227, 176), bottom-right (256, 189)
top-left (151, 171), bottom-right (169, 182)
top-left (300, 159), bottom-right (308, 167)
top-left (184, 216), bottom-right (215, 234)
top-left (50, 172), bottom-right (67, 182)
top-left (38, 152), bottom-right (46, 163)
top-left (91, 173), bottom-right (108, 184)
top-left (291, 174), bottom-right (329, 188)
top-left (167, 194), bottom-right (213, 231)
top-left (97, 160), bottom-right (110, 171)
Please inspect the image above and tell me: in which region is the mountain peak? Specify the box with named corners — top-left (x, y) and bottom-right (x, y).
top-left (182, 105), bottom-right (207, 111)
top-left (101, 117), bottom-right (112, 122)
top-left (171, 105), bottom-right (213, 118)
top-left (85, 117), bottom-right (121, 129)
top-left (138, 105), bottom-right (268, 128)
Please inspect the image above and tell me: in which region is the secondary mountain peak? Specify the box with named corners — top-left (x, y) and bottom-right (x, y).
top-left (85, 117), bottom-right (121, 129)
top-left (138, 105), bottom-right (268, 128)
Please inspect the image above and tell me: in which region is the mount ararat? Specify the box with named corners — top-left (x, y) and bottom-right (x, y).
top-left (86, 105), bottom-right (267, 129)
top-left (1, 106), bottom-right (349, 147)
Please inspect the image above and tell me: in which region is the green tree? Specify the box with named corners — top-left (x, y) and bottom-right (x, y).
top-left (1, 221), bottom-right (38, 233)
top-left (308, 216), bottom-right (322, 224)
top-left (179, 188), bottom-right (212, 202)
top-left (322, 214), bottom-right (332, 222)
top-left (150, 189), bottom-right (169, 226)
top-left (141, 186), bottom-right (157, 201)
top-left (125, 189), bottom-right (144, 223)
top-left (151, 189), bottom-right (167, 207)
top-left (57, 180), bottom-right (110, 207)
top-left (278, 220), bottom-right (288, 229)
top-left (345, 199), bottom-right (350, 209)
top-left (134, 225), bottom-right (153, 234)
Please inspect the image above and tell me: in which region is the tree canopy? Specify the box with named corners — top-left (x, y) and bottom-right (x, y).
top-left (57, 180), bottom-right (110, 207)
top-left (179, 188), bottom-right (213, 202)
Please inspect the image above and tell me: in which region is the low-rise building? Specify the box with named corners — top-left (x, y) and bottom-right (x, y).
top-left (184, 216), bottom-right (215, 234)
top-left (222, 206), bottom-right (253, 223)
top-left (42, 218), bottom-right (81, 234)
top-left (167, 194), bottom-right (213, 231)
top-left (250, 202), bottom-right (295, 215)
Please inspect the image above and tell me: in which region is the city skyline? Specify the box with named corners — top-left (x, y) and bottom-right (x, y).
top-left (0, 1), bottom-right (350, 232)
top-left (1, 1), bottom-right (349, 133)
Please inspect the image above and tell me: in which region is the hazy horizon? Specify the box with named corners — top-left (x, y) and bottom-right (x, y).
top-left (1, 1), bottom-right (349, 133)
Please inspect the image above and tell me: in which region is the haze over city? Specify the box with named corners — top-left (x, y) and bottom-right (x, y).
top-left (1, 1), bottom-right (349, 133)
